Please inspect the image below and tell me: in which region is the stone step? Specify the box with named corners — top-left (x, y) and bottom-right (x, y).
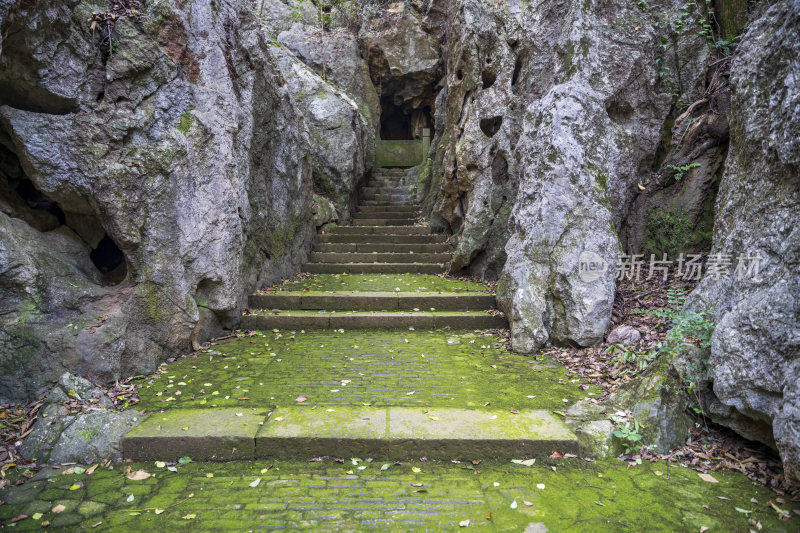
top-left (346, 218), bottom-right (416, 226)
top-left (314, 243), bottom-right (451, 253)
top-left (359, 200), bottom-right (414, 206)
top-left (121, 407), bottom-right (576, 461)
top-left (329, 226), bottom-right (431, 235)
top-left (360, 186), bottom-right (409, 195)
top-left (318, 234), bottom-right (448, 244)
top-left (308, 252), bottom-right (451, 264)
top-left (352, 212), bottom-right (417, 220)
top-left (302, 262), bottom-right (446, 274)
top-left (361, 193), bottom-right (410, 202)
top-left (248, 291), bottom-right (495, 311)
top-left (356, 205), bottom-right (418, 214)
top-left (241, 310), bottom-right (506, 330)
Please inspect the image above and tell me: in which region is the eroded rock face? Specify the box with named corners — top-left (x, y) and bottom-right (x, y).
top-left (0, 0), bottom-right (316, 400)
top-left (419, 0), bottom-right (698, 352)
top-left (686, 0), bottom-right (800, 484)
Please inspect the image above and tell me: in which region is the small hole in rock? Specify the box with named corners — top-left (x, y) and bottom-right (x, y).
top-left (511, 57), bottom-right (522, 87)
top-left (479, 116), bottom-right (503, 137)
top-left (482, 69), bottom-right (496, 89)
top-left (90, 235), bottom-right (127, 284)
top-left (96, 91), bottom-right (105, 102)
top-left (457, 70), bottom-right (464, 81)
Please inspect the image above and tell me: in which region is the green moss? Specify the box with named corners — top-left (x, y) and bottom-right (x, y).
top-left (1, 459), bottom-right (795, 531)
top-left (136, 283), bottom-right (168, 324)
top-left (270, 274), bottom-right (489, 293)
top-left (135, 328), bottom-right (593, 413)
top-left (177, 109), bottom-right (194, 135)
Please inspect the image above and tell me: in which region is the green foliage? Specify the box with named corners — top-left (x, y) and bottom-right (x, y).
top-left (611, 417), bottom-right (644, 454)
top-left (665, 162), bottom-right (700, 181)
top-left (644, 208), bottom-right (692, 257)
top-left (605, 344), bottom-right (653, 370)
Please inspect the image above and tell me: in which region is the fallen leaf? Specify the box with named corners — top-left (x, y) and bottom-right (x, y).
top-left (536, 483), bottom-right (545, 490)
top-left (249, 478), bottom-right (262, 488)
top-left (9, 515), bottom-right (29, 523)
top-left (205, 473), bottom-right (214, 478)
top-left (510, 500), bottom-right (518, 509)
top-left (91, 521), bottom-right (103, 528)
top-left (523, 501), bottom-right (533, 507)
top-left (178, 456), bottom-right (192, 464)
top-left (182, 514), bottom-right (196, 520)
top-left (69, 483), bottom-right (81, 490)
top-left (52, 505), bottom-right (66, 514)
top-left (86, 464), bottom-right (98, 475)
top-left (155, 509), bottom-right (165, 515)
top-left (697, 473), bottom-right (718, 483)
top-left (126, 470), bottom-right (151, 481)
top-left (126, 494), bottom-right (135, 502)
top-left (31, 513), bottom-right (43, 520)
top-left (550, 451), bottom-right (564, 459)
top-left (459, 519), bottom-right (471, 527)
top-left (155, 461), bottom-right (166, 468)
top-left (700, 527), bottom-right (708, 533)
top-left (295, 395), bottom-right (307, 403)
top-left (412, 467), bottom-right (421, 473)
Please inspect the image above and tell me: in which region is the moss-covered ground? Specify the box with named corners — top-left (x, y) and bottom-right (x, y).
top-left (268, 274), bottom-right (489, 293)
top-left (136, 329), bottom-right (594, 412)
top-left (2, 458), bottom-right (797, 531)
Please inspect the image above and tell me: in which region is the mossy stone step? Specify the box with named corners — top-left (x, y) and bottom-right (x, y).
top-left (346, 218), bottom-right (416, 226)
top-left (360, 186), bottom-right (409, 194)
top-left (314, 243), bottom-right (451, 253)
top-left (329, 226), bottom-right (431, 235)
top-left (302, 262), bottom-right (445, 274)
top-left (318, 234), bottom-right (448, 244)
top-left (360, 200), bottom-right (414, 206)
top-left (248, 291), bottom-right (495, 311)
top-left (355, 205), bottom-right (418, 213)
top-left (122, 407), bottom-right (576, 461)
top-left (269, 274), bottom-right (488, 293)
top-left (351, 212), bottom-right (417, 220)
top-left (241, 310), bottom-right (505, 329)
top-left (361, 193), bottom-right (410, 202)
top-left (307, 252), bottom-right (451, 264)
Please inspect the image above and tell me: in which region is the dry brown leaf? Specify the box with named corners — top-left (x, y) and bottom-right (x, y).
top-left (697, 473), bottom-right (718, 483)
top-left (126, 470), bottom-right (151, 481)
top-left (52, 504), bottom-right (66, 514)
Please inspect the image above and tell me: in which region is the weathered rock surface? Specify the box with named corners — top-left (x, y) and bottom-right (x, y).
top-left (0, 0), bottom-right (316, 400)
top-left (419, 0), bottom-right (711, 352)
top-left (21, 373), bottom-right (139, 463)
top-left (606, 325), bottom-right (642, 346)
top-left (685, 0), bottom-right (800, 484)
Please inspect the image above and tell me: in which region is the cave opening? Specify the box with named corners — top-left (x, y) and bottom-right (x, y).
top-left (90, 234), bottom-right (127, 284)
top-left (379, 96), bottom-right (434, 141)
top-left (1, 140), bottom-right (128, 286)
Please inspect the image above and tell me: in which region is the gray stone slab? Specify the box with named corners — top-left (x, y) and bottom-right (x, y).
top-left (121, 408), bottom-right (267, 461)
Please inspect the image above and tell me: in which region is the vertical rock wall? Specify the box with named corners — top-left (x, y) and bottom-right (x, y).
top-left (419, 0), bottom-right (713, 352)
top-left (687, 0), bottom-right (800, 484)
top-left (0, 0), bottom-right (315, 400)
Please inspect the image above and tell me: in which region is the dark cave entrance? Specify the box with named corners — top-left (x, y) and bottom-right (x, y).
top-left (0, 142), bottom-right (128, 286)
top-left (379, 96), bottom-right (434, 141)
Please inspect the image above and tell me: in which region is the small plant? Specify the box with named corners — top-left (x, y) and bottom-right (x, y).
top-left (612, 418), bottom-right (644, 454)
top-left (665, 162), bottom-right (701, 181)
top-left (605, 344), bottom-right (653, 370)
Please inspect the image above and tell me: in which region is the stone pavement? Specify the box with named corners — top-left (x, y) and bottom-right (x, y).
top-left (2, 458), bottom-right (795, 531)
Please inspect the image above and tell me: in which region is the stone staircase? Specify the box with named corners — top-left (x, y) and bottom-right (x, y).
top-left (122, 169), bottom-right (579, 463)
top-left (241, 169), bottom-right (506, 331)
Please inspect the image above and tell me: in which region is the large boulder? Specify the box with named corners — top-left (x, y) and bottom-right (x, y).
top-left (0, 0), bottom-right (315, 401)
top-left (419, 0), bottom-right (714, 352)
top-left (686, 0), bottom-right (800, 484)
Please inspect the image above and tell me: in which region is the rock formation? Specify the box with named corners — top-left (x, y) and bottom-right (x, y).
top-left (686, 0), bottom-right (800, 484)
top-left (0, 0), bottom-right (318, 400)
